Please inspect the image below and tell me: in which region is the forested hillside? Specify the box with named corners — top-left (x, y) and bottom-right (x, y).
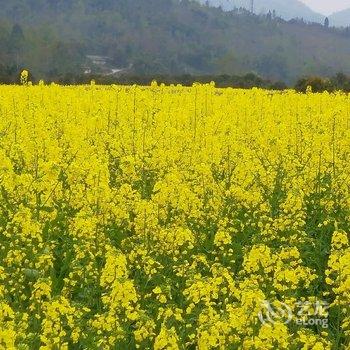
top-left (1, 0), bottom-right (350, 83)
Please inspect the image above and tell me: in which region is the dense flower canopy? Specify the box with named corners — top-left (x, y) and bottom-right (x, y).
top-left (0, 83), bottom-right (349, 349)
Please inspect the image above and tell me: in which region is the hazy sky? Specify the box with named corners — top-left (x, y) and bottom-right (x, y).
top-left (300, 0), bottom-right (350, 15)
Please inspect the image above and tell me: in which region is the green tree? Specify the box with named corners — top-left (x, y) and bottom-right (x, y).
top-left (324, 17), bottom-right (329, 28)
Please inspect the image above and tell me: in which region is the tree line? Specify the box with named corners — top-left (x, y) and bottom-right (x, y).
top-left (4, 66), bottom-right (350, 93)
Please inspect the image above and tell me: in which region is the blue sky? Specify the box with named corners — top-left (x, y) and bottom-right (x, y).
top-left (301, 0), bottom-right (350, 15)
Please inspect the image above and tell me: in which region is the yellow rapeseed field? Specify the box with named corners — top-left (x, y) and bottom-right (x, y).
top-left (0, 82), bottom-right (349, 349)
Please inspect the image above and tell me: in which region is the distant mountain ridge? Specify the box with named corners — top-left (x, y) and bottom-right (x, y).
top-left (329, 8), bottom-right (350, 27)
top-left (198, 0), bottom-right (325, 22)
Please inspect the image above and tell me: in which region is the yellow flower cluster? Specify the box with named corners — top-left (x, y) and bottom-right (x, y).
top-left (0, 83), bottom-right (349, 348)
top-left (326, 229), bottom-right (350, 338)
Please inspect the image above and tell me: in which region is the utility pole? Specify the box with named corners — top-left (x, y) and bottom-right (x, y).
top-left (250, 0), bottom-right (254, 14)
